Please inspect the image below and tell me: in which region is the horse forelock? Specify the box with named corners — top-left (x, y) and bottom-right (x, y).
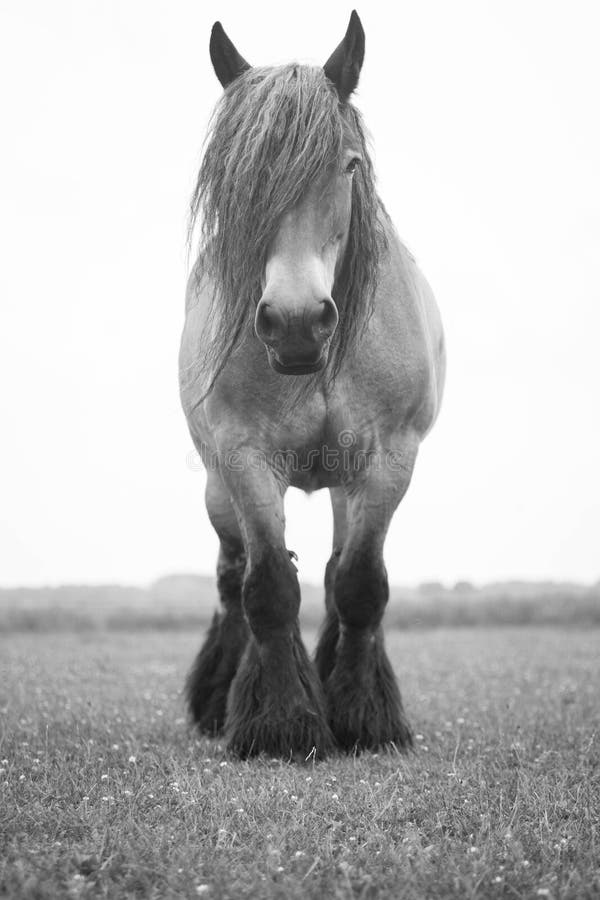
top-left (188, 63), bottom-right (388, 396)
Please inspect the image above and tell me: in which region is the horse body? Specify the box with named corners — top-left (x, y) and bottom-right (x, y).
top-left (179, 13), bottom-right (445, 758)
top-left (182, 221), bottom-right (443, 488)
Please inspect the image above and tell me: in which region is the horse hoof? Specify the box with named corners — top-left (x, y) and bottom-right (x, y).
top-left (186, 610), bottom-right (247, 733)
top-left (227, 709), bottom-right (334, 760)
top-left (325, 633), bottom-right (413, 752)
top-left (225, 634), bottom-right (334, 760)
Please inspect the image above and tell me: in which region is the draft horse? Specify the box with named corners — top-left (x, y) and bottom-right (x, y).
top-left (179, 11), bottom-right (445, 758)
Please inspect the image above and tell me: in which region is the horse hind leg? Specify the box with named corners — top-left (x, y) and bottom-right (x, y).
top-left (315, 488), bottom-right (346, 682)
top-left (186, 476), bottom-right (248, 735)
top-left (314, 550), bottom-right (341, 682)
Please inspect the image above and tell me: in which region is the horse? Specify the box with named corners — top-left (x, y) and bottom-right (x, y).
top-left (179, 11), bottom-right (445, 759)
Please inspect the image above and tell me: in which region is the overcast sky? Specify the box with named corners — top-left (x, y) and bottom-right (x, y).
top-left (1, 0), bottom-right (598, 588)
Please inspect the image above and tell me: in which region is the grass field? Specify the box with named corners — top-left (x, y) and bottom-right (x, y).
top-left (1, 628), bottom-right (599, 898)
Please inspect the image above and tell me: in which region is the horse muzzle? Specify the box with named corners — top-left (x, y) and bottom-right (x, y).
top-left (266, 343), bottom-right (330, 375)
top-left (254, 297), bottom-right (338, 376)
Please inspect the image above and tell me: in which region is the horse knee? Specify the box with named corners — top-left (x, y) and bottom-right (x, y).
top-left (243, 549), bottom-right (300, 638)
top-left (334, 552), bottom-right (388, 630)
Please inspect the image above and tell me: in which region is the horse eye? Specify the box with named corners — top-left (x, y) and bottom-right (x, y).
top-left (345, 157), bottom-right (360, 175)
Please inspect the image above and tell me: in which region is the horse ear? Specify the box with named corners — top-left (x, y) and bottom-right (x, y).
top-left (210, 21), bottom-right (251, 89)
top-left (323, 10), bottom-right (365, 103)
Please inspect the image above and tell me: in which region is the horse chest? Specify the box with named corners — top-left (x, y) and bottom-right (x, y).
top-left (273, 395), bottom-right (390, 491)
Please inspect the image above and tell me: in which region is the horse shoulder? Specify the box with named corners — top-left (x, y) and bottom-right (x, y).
top-left (377, 232), bottom-right (446, 438)
top-left (179, 256), bottom-right (214, 430)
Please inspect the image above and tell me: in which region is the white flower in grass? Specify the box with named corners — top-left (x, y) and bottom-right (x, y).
top-left (128, 755), bottom-right (136, 764)
top-left (100, 774), bottom-right (108, 781)
top-left (195, 886), bottom-right (210, 895)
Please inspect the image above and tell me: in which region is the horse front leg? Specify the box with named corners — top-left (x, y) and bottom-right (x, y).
top-left (325, 442), bottom-right (418, 752)
top-left (222, 453), bottom-right (333, 759)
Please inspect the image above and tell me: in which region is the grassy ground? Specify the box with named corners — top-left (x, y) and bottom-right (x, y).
top-left (1, 628), bottom-right (598, 899)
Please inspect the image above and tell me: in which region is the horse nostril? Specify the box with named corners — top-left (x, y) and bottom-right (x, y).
top-left (313, 298), bottom-right (339, 340)
top-left (255, 301), bottom-right (286, 346)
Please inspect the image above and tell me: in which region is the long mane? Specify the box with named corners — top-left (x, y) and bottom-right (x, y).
top-left (189, 64), bottom-right (387, 395)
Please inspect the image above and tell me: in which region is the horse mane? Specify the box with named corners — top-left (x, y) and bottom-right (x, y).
top-left (188, 63), bottom-right (388, 396)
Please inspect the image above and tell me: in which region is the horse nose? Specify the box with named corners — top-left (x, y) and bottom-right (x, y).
top-left (254, 301), bottom-right (287, 347)
top-left (309, 298), bottom-right (338, 342)
top-left (255, 298), bottom-right (338, 347)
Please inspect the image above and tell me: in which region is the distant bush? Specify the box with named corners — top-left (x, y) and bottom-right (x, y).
top-left (387, 588), bottom-right (600, 629)
top-left (1, 580), bottom-right (598, 633)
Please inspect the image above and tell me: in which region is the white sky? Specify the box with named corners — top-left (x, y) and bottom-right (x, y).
top-left (1, 1), bottom-right (599, 588)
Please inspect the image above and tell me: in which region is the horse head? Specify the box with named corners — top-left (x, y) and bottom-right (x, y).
top-left (209, 13), bottom-right (366, 376)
